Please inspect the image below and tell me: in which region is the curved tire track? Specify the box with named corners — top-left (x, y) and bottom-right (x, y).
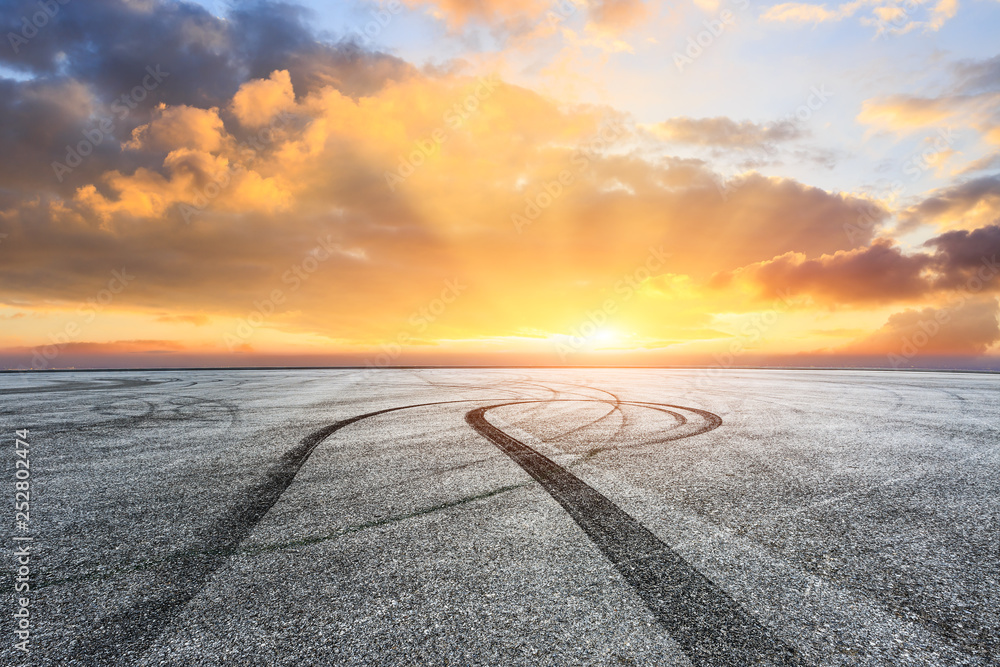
top-left (76, 395), bottom-right (797, 667)
top-left (468, 402), bottom-right (800, 667)
top-left (73, 399), bottom-right (491, 664)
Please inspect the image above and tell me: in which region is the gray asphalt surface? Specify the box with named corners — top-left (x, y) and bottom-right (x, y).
top-left (1, 368), bottom-right (998, 665)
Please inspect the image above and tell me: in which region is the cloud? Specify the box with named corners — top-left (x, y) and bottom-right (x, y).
top-left (127, 104), bottom-right (227, 152)
top-left (28, 340), bottom-right (188, 355)
top-left (588, 0), bottom-right (651, 29)
top-left (0, 77), bottom-right (120, 192)
top-left (0, 0), bottom-right (886, 342)
top-left (400, 0), bottom-right (648, 32)
top-left (762, 2), bottom-right (847, 24)
top-left (955, 54), bottom-right (1000, 95)
top-left (1, 0), bottom-right (412, 100)
top-left (719, 239), bottom-right (935, 304)
top-left (841, 297), bottom-right (1000, 356)
top-left (924, 224), bottom-right (1000, 289)
top-left (719, 224), bottom-right (1000, 306)
top-left (762, 0), bottom-right (962, 34)
top-left (231, 70), bottom-right (297, 128)
top-left (155, 314), bottom-right (211, 326)
top-left (957, 153), bottom-right (1000, 175)
top-left (0, 0), bottom-right (412, 197)
top-left (858, 55), bottom-right (1000, 233)
top-left (0, 71), bottom-right (886, 344)
top-left (1, 0), bottom-right (992, 364)
top-left (857, 94), bottom-right (958, 129)
top-left (401, 0), bottom-right (550, 28)
top-left (858, 55), bottom-right (1000, 152)
top-left (650, 117), bottom-right (803, 148)
top-left (858, 92), bottom-right (1000, 147)
top-left (900, 175), bottom-right (1000, 231)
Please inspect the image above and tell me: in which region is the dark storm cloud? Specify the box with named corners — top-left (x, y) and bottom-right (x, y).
top-left (2, 0), bottom-right (410, 103)
top-left (723, 239), bottom-right (935, 304)
top-left (925, 223), bottom-right (1000, 289)
top-left (727, 224), bottom-right (1000, 305)
top-left (0, 0), bottom-right (410, 192)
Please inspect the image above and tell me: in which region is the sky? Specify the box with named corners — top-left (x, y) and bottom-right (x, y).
top-left (1, 0), bottom-right (999, 369)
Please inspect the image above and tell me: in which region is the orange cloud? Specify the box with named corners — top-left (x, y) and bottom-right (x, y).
top-left (401, 0), bottom-right (552, 28)
top-left (127, 104), bottom-right (227, 152)
top-left (842, 297), bottom-right (1000, 356)
top-left (900, 175), bottom-right (1000, 231)
top-left (588, 0), bottom-right (650, 29)
top-left (231, 70), bottom-right (297, 128)
top-left (858, 95), bottom-right (957, 129)
top-left (716, 224), bottom-right (1000, 307)
top-left (1, 0), bottom-right (996, 368)
top-left (762, 2), bottom-right (845, 24)
top-left (155, 314), bottom-right (211, 326)
top-left (0, 60), bottom-right (890, 353)
top-left (718, 239), bottom-right (936, 305)
top-left (763, 0), bottom-right (961, 34)
top-left (400, 0), bottom-right (648, 32)
top-left (858, 91), bottom-right (1000, 150)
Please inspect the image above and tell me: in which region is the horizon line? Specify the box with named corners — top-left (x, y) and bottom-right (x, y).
top-left (3, 365), bottom-right (999, 375)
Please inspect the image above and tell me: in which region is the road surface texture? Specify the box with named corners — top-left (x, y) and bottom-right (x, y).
top-left (1, 368), bottom-right (997, 666)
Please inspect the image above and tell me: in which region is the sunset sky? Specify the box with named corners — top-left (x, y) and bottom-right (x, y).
top-left (1, 0), bottom-right (999, 369)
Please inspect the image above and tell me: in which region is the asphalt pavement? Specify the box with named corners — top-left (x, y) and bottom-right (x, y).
top-left (1, 368), bottom-right (997, 665)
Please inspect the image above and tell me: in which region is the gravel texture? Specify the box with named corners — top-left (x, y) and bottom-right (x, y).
top-left (0, 368), bottom-right (997, 666)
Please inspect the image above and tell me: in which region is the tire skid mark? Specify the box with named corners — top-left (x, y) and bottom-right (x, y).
top-left (72, 399), bottom-right (502, 664)
top-left (541, 381), bottom-right (632, 447)
top-left (467, 402), bottom-right (801, 667)
top-left (45, 404), bottom-right (681, 591)
top-left (493, 380), bottom-right (619, 445)
top-left (545, 383), bottom-right (625, 444)
top-left (0, 377), bottom-right (166, 396)
top-left (549, 402), bottom-right (621, 442)
top-left (74, 394), bottom-right (788, 667)
top-left (579, 407), bottom-right (688, 462)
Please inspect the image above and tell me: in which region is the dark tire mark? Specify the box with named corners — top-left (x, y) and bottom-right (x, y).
top-left (549, 401), bottom-right (621, 442)
top-left (75, 395), bottom-right (789, 667)
top-left (539, 382), bottom-right (627, 445)
top-left (0, 377), bottom-right (165, 396)
top-left (579, 407), bottom-right (687, 462)
top-left (71, 399), bottom-right (493, 665)
top-left (467, 402), bottom-right (801, 667)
